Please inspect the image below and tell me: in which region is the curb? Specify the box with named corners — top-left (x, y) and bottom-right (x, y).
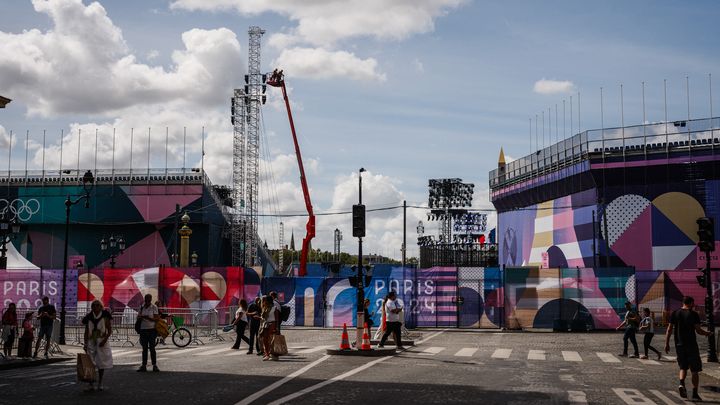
top-left (326, 348), bottom-right (397, 356)
top-left (0, 357), bottom-right (70, 371)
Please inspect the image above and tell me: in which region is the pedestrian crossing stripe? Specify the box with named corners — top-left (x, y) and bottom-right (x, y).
top-left (195, 347), bottom-right (233, 356)
top-left (296, 346), bottom-right (332, 354)
top-left (528, 350), bottom-right (546, 360)
top-left (596, 353), bottom-right (621, 363)
top-left (636, 358), bottom-right (661, 366)
top-left (491, 348), bottom-right (512, 359)
top-left (420, 347), bottom-right (445, 355)
top-left (562, 351), bottom-right (582, 362)
top-left (454, 348), bottom-right (478, 357)
top-left (163, 347), bottom-right (208, 356)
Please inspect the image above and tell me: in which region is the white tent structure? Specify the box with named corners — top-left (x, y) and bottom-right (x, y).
top-left (3, 238), bottom-right (40, 270)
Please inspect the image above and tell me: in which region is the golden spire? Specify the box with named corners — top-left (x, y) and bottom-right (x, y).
top-left (498, 147), bottom-right (506, 165)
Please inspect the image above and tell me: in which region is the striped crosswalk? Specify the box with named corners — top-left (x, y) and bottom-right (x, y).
top-left (397, 346), bottom-right (670, 366)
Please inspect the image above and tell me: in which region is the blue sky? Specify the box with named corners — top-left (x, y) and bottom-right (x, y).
top-left (1, 0), bottom-right (719, 258)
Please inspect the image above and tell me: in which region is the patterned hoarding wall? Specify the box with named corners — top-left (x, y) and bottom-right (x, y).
top-left (1, 266), bottom-right (716, 331)
top-left (76, 267), bottom-right (244, 315)
top-left (499, 189), bottom-right (597, 269)
top-left (1, 269), bottom-right (77, 310)
top-left (2, 182), bottom-right (229, 270)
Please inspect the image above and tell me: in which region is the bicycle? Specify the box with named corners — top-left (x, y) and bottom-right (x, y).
top-left (157, 314), bottom-right (192, 348)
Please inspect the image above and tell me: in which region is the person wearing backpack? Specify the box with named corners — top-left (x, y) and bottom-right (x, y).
top-left (616, 301), bottom-right (640, 358)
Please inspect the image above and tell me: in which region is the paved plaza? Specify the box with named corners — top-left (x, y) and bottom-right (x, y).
top-left (3, 328), bottom-right (720, 404)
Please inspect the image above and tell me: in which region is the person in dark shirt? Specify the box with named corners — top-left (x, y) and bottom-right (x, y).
top-left (665, 296), bottom-right (713, 401)
top-left (34, 296), bottom-right (56, 359)
top-left (246, 297), bottom-right (262, 355)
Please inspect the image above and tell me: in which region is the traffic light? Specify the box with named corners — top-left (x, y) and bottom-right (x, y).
top-left (697, 271), bottom-right (707, 288)
top-left (697, 217), bottom-right (715, 253)
top-left (352, 204), bottom-right (365, 237)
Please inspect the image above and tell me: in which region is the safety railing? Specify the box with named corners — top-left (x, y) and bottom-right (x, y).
top-left (490, 116), bottom-right (720, 191)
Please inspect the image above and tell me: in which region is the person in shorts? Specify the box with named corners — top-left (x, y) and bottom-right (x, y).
top-left (34, 296), bottom-right (56, 359)
top-left (665, 296), bottom-right (713, 401)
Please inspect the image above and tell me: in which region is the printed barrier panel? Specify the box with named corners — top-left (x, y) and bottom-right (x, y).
top-left (1, 269), bottom-right (77, 310)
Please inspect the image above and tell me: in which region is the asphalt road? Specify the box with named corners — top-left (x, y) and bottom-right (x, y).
top-left (2, 329), bottom-right (720, 404)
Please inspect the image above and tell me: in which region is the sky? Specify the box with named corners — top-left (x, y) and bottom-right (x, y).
top-left (1, 0), bottom-right (719, 260)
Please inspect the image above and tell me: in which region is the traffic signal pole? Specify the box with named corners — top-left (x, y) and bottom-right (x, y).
top-left (697, 217), bottom-right (717, 362)
top-left (704, 252), bottom-right (718, 362)
top-left (356, 168), bottom-right (366, 347)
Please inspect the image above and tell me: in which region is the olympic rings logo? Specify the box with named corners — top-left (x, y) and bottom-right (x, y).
top-left (0, 198), bottom-right (41, 221)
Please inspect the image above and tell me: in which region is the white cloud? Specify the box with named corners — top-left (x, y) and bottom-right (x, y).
top-left (171, 0), bottom-right (465, 47)
top-left (273, 48), bottom-right (386, 82)
top-left (171, 0), bottom-right (465, 83)
top-left (533, 78), bottom-right (576, 95)
top-left (146, 49), bottom-right (160, 60)
top-left (0, 0), bottom-right (244, 117)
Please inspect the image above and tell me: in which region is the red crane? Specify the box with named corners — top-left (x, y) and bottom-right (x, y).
top-left (266, 69), bottom-right (314, 277)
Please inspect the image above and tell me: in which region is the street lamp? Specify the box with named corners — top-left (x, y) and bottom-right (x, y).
top-left (0, 216), bottom-right (20, 269)
top-left (100, 234), bottom-right (126, 268)
top-left (191, 251), bottom-right (198, 267)
top-left (59, 170), bottom-right (94, 345)
top-left (355, 167), bottom-right (366, 345)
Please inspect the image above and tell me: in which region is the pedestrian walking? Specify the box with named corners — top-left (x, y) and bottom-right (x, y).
top-left (18, 312), bottom-right (33, 358)
top-left (33, 296), bottom-right (56, 359)
top-left (259, 295), bottom-right (280, 361)
top-left (247, 297), bottom-right (262, 355)
top-left (664, 296), bottom-right (713, 401)
top-left (231, 299), bottom-right (251, 350)
top-left (82, 300), bottom-right (113, 391)
top-left (639, 308), bottom-right (661, 360)
top-left (379, 291), bottom-right (404, 350)
top-left (616, 301), bottom-right (639, 358)
top-left (2, 303), bottom-right (18, 358)
top-left (137, 294), bottom-right (160, 372)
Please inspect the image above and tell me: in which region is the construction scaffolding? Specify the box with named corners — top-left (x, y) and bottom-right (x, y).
top-left (231, 26), bottom-right (265, 267)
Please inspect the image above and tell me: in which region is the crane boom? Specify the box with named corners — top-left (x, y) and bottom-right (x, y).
top-left (267, 69), bottom-right (314, 277)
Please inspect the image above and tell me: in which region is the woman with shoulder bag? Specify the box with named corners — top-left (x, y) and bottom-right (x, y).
top-left (82, 300), bottom-right (113, 391)
top-left (231, 300), bottom-right (251, 350)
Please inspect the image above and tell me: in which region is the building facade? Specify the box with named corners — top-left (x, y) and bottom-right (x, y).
top-left (1, 168), bottom-right (231, 269)
top-left (490, 117), bottom-right (720, 271)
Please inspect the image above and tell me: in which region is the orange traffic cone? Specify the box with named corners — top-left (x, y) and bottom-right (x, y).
top-left (339, 323), bottom-right (351, 350)
top-left (360, 322), bottom-right (372, 351)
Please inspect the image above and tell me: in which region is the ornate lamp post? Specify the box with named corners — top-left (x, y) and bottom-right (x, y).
top-left (179, 211), bottom-right (192, 267)
top-left (100, 234), bottom-right (126, 268)
top-left (0, 217), bottom-right (20, 269)
top-left (60, 170), bottom-right (94, 345)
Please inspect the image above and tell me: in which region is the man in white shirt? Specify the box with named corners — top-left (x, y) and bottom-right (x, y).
top-left (137, 294), bottom-right (160, 372)
top-left (379, 291), bottom-right (404, 350)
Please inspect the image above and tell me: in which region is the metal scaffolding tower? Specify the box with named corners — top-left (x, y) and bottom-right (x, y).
top-left (278, 222), bottom-right (284, 272)
top-left (231, 89), bottom-right (246, 266)
top-left (231, 26), bottom-right (265, 267)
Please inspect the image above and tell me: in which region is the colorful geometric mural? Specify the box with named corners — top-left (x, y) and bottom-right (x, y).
top-left (503, 267), bottom-right (635, 330)
top-left (500, 189), bottom-right (597, 268)
top-left (2, 181), bottom-right (230, 270)
top-left (76, 267), bottom-right (244, 313)
top-left (2, 266), bottom-right (716, 331)
top-left (604, 192), bottom-right (705, 271)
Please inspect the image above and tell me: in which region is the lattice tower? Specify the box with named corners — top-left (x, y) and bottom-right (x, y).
top-left (278, 221), bottom-right (284, 272)
top-left (231, 89), bottom-right (247, 266)
top-left (245, 26), bottom-right (265, 266)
